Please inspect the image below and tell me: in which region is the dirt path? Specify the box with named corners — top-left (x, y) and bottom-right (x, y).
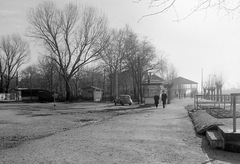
top-left (1, 99), bottom-right (240, 164)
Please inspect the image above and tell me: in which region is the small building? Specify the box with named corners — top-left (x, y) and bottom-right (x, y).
top-left (171, 77), bottom-right (198, 98)
top-left (15, 88), bottom-right (54, 102)
top-left (82, 86), bottom-right (103, 101)
top-left (142, 74), bottom-right (165, 105)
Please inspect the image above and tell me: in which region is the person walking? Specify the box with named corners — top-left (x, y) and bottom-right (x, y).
top-left (154, 94), bottom-right (160, 108)
top-left (161, 90), bottom-right (168, 108)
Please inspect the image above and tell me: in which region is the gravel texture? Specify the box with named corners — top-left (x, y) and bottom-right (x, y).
top-left (0, 99), bottom-right (240, 163)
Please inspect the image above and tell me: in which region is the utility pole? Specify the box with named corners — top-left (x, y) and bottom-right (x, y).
top-left (201, 68), bottom-right (203, 97)
top-left (0, 58), bottom-right (3, 93)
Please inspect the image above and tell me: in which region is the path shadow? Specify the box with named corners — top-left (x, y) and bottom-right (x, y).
top-left (199, 135), bottom-right (240, 164)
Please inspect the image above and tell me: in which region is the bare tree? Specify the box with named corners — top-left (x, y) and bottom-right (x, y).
top-left (0, 34), bottom-right (30, 93)
top-left (101, 28), bottom-right (127, 99)
top-left (27, 1), bottom-right (109, 100)
top-left (134, 37), bottom-right (162, 103)
top-left (163, 63), bottom-right (178, 103)
top-left (123, 28), bottom-right (140, 100)
top-left (20, 65), bottom-right (41, 89)
top-left (134, 0), bottom-right (240, 21)
top-left (203, 74), bottom-right (217, 100)
top-left (215, 72), bottom-right (225, 102)
top-left (71, 67), bottom-right (85, 99)
top-left (123, 30), bottom-right (166, 102)
top-left (37, 55), bottom-right (58, 91)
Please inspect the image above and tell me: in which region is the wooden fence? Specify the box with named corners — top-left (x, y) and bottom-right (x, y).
top-left (194, 94), bottom-right (232, 110)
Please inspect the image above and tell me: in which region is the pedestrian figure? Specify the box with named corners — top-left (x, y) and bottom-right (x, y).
top-left (161, 90), bottom-right (168, 108)
top-left (154, 94), bottom-right (160, 108)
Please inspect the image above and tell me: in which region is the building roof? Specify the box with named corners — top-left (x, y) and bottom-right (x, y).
top-left (82, 86), bottom-right (102, 91)
top-left (15, 88), bottom-right (52, 92)
top-left (142, 74), bottom-right (164, 85)
top-left (171, 77), bottom-right (198, 85)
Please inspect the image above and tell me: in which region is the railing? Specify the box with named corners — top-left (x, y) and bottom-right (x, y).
top-left (194, 94), bottom-right (240, 132)
top-left (194, 94), bottom-right (232, 110)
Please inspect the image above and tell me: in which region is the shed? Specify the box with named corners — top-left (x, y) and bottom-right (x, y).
top-left (82, 86), bottom-right (103, 101)
top-left (15, 88), bottom-right (54, 102)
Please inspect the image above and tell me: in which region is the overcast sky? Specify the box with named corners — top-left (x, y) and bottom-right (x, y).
top-left (1, 0), bottom-right (240, 91)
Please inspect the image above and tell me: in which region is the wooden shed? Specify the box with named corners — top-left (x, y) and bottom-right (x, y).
top-left (82, 86), bottom-right (103, 101)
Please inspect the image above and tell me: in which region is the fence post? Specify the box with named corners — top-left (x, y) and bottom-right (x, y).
top-left (194, 95), bottom-right (196, 109)
top-left (232, 94), bottom-right (236, 132)
top-left (223, 95), bottom-right (225, 109)
top-left (197, 95), bottom-right (198, 110)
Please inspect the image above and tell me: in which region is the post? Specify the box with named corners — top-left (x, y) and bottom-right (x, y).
top-left (196, 95), bottom-right (198, 110)
top-left (194, 95), bottom-right (196, 109)
top-left (138, 57), bottom-right (140, 104)
top-left (224, 95), bottom-right (225, 109)
top-left (201, 68), bottom-right (203, 97)
top-left (54, 93), bottom-right (56, 106)
top-left (29, 73), bottom-right (32, 101)
top-left (232, 95), bottom-right (236, 132)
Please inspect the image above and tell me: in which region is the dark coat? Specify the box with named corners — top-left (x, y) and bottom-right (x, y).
top-left (161, 93), bottom-right (168, 104)
top-left (154, 95), bottom-right (160, 104)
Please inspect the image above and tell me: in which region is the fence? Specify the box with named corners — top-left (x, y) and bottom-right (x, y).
top-left (194, 94), bottom-right (232, 110)
top-left (194, 94), bottom-right (240, 132)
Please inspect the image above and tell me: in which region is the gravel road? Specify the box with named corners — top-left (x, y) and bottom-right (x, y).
top-left (1, 99), bottom-right (240, 164)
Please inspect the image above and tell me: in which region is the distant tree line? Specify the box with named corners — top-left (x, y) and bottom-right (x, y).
top-left (0, 0), bottom-right (177, 101)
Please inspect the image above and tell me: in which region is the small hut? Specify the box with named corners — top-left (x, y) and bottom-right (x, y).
top-left (142, 74), bottom-right (165, 105)
top-left (82, 86), bottom-right (102, 101)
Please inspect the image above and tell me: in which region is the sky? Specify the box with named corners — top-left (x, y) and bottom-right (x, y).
top-left (1, 0), bottom-right (240, 91)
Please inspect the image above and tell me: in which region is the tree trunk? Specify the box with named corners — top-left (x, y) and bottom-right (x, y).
top-left (75, 80), bottom-right (78, 100)
top-left (0, 74), bottom-right (3, 93)
top-left (207, 89), bottom-right (210, 99)
top-left (102, 69), bottom-right (105, 100)
top-left (50, 65), bottom-right (53, 91)
top-left (0, 62), bottom-right (3, 93)
top-left (220, 85), bottom-right (222, 102)
top-left (211, 89), bottom-right (213, 100)
top-left (110, 73), bottom-right (113, 100)
top-left (5, 76), bottom-right (11, 93)
top-left (134, 71), bottom-right (139, 104)
top-left (167, 87), bottom-right (172, 104)
top-left (115, 70), bottom-right (118, 99)
top-left (65, 79), bottom-right (71, 101)
top-left (59, 72), bottom-right (63, 98)
top-left (132, 73), bottom-right (136, 99)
